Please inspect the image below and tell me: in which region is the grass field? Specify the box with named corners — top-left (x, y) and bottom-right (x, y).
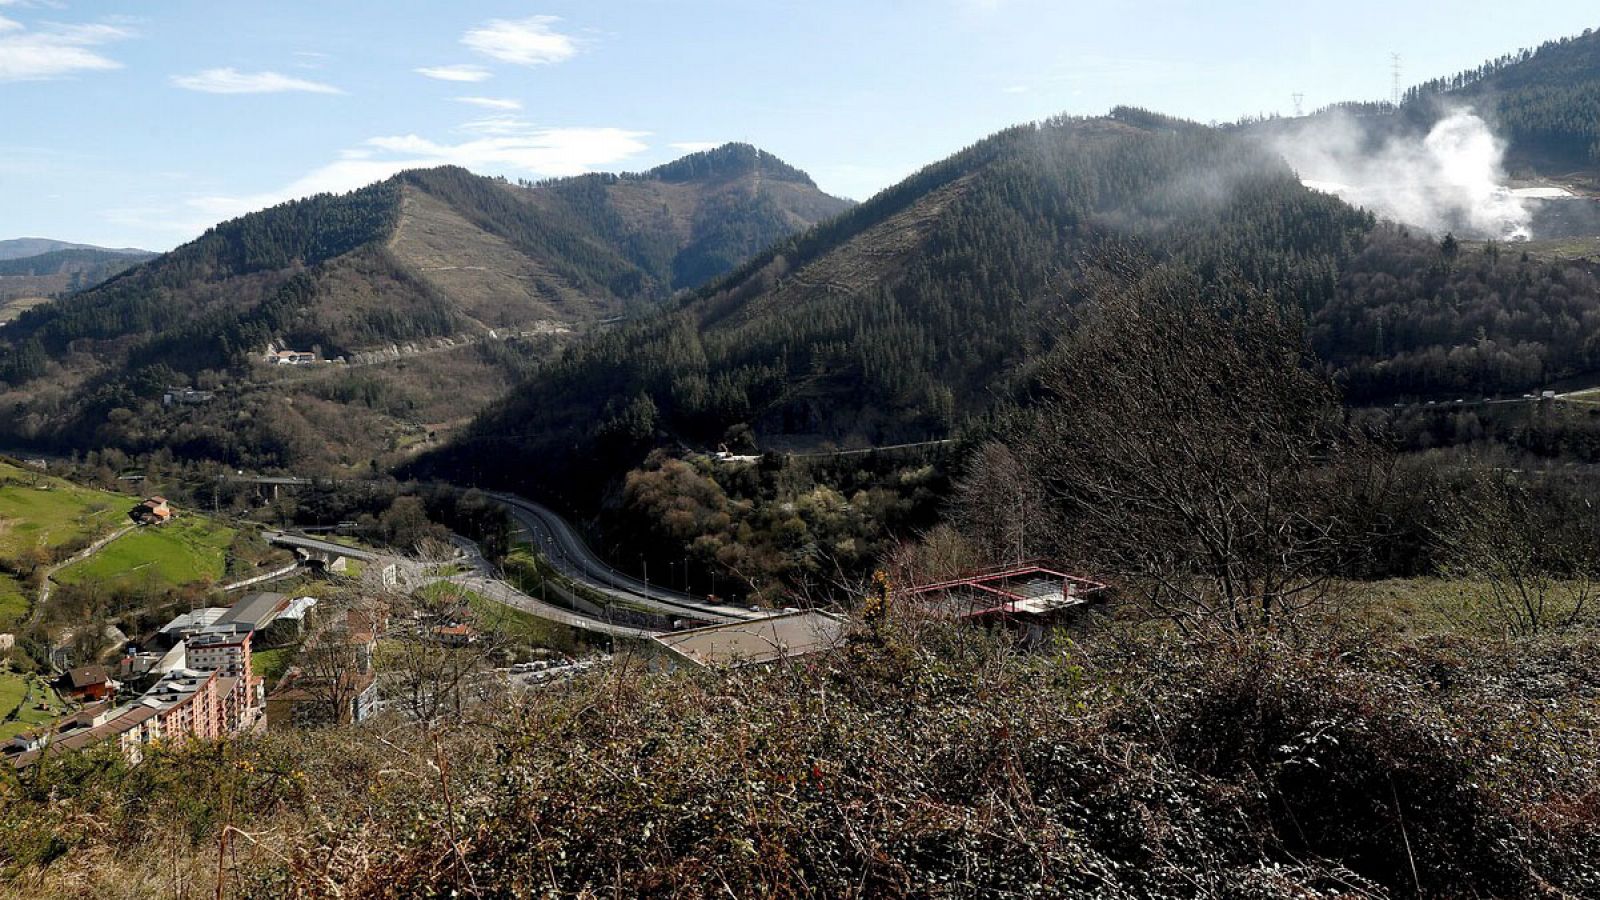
top-left (0, 671), bottom-right (67, 741)
top-left (251, 647), bottom-right (295, 689)
top-left (0, 462), bottom-right (126, 560)
top-left (0, 573), bottom-right (28, 630)
top-left (465, 592), bottom-right (583, 651)
top-left (0, 295), bottom-right (53, 324)
top-left (56, 518), bottom-right (235, 591)
top-left (419, 581), bottom-right (585, 653)
top-left (1506, 235), bottom-right (1600, 264)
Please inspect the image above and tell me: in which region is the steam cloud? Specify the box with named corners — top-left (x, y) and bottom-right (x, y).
top-left (1272, 108), bottom-right (1538, 240)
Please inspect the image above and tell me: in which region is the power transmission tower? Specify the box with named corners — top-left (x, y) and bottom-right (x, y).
top-left (1391, 53), bottom-right (1402, 106)
top-left (1292, 93), bottom-right (1304, 117)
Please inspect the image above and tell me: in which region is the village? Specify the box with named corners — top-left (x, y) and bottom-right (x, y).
top-left (1, 460), bottom-right (1110, 769)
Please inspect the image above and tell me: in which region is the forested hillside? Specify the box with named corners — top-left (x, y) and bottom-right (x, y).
top-left (437, 106), bottom-right (1600, 510)
top-left (0, 247), bottom-right (154, 314)
top-left (1316, 230), bottom-right (1600, 401)
top-left (0, 239), bottom-right (148, 261)
top-left (426, 112), bottom-right (1377, 498)
top-left (1404, 27), bottom-right (1600, 169)
top-left (0, 249), bottom-right (155, 280)
top-left (0, 146), bottom-right (848, 470)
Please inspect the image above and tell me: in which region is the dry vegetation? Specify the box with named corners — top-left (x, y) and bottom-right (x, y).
top-left (0, 603), bottom-right (1596, 899)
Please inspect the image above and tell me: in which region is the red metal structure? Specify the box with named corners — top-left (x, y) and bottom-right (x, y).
top-left (896, 562), bottom-right (1108, 621)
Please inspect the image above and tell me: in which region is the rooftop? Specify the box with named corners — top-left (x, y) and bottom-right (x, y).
top-left (278, 596), bottom-right (318, 621)
top-left (7, 704), bottom-right (158, 767)
top-left (159, 608), bottom-right (229, 636)
top-left (214, 592), bottom-right (289, 632)
top-left (653, 610), bottom-right (849, 670)
top-left (189, 630), bottom-right (249, 649)
top-left (139, 668), bottom-right (217, 713)
top-left (65, 665), bottom-right (110, 689)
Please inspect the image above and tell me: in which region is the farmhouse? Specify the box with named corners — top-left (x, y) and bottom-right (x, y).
top-left (58, 665), bottom-right (116, 702)
top-left (263, 344), bottom-right (318, 365)
top-left (130, 496), bottom-right (172, 525)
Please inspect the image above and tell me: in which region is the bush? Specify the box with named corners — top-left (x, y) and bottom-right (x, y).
top-left (1, 613), bottom-right (1596, 898)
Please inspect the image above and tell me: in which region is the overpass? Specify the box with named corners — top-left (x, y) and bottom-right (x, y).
top-left (232, 472), bottom-right (763, 630)
top-left (263, 531), bottom-right (380, 573)
top-left (445, 573), bottom-right (660, 640)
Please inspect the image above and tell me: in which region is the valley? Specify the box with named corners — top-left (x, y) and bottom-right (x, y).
top-left (4, 12), bottom-right (1600, 899)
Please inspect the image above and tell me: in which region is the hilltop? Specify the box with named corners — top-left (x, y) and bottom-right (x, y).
top-left (0, 240), bottom-right (150, 262)
top-left (1251, 28), bottom-right (1600, 186)
top-left (0, 146), bottom-right (850, 471)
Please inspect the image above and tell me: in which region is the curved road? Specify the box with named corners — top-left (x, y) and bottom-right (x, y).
top-left (232, 472), bottom-right (762, 635)
top-left (449, 573), bottom-right (661, 640)
top-left (487, 492), bottom-right (761, 623)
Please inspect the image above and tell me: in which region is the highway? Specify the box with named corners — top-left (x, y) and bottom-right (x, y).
top-left (263, 531), bottom-right (380, 562)
top-left (234, 472), bottom-right (762, 633)
top-left (486, 492), bottom-right (762, 623)
top-left (447, 572), bottom-right (661, 639)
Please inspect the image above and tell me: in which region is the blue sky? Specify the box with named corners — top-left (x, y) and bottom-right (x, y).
top-left (2, 0), bottom-right (1597, 250)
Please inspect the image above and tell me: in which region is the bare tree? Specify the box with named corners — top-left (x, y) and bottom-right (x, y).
top-left (1435, 469), bottom-right (1598, 636)
top-left (293, 624), bottom-right (371, 726)
top-left (991, 259), bottom-right (1384, 634)
top-left (383, 584), bottom-right (504, 725)
top-left (954, 442), bottom-right (1048, 565)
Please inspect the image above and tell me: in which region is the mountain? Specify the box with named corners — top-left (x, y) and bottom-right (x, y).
top-left (0, 145), bottom-right (850, 471)
top-left (0, 248), bottom-right (157, 278)
top-left (421, 110), bottom-right (1378, 500)
top-left (1403, 28), bottom-right (1600, 173)
top-left (0, 247), bottom-right (158, 325)
top-left (434, 103), bottom-right (1600, 505)
top-left (1261, 29), bottom-right (1600, 182)
top-left (0, 238), bottom-right (150, 261)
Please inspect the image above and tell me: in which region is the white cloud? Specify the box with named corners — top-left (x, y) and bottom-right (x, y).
top-left (415, 64), bottom-right (490, 82)
top-left (462, 16), bottom-right (576, 66)
top-left (457, 114), bottom-right (531, 136)
top-left (365, 124), bottom-right (648, 176)
top-left (669, 141), bottom-right (720, 154)
top-left (171, 67), bottom-right (342, 94)
top-left (0, 19), bottom-right (131, 81)
top-left (180, 123), bottom-right (650, 227)
top-left (456, 96), bottom-right (521, 111)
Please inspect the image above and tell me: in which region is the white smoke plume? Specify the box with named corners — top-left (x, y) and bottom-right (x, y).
top-left (1272, 108), bottom-right (1534, 240)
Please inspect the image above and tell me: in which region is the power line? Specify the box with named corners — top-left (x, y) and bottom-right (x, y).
top-left (1292, 93), bottom-right (1304, 117)
top-left (1391, 53), bottom-right (1403, 106)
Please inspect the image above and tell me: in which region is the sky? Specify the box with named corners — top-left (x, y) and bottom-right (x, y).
top-left (2, 1), bottom-right (1597, 251)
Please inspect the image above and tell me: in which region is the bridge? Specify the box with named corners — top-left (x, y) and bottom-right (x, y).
top-left (263, 531), bottom-right (380, 574)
